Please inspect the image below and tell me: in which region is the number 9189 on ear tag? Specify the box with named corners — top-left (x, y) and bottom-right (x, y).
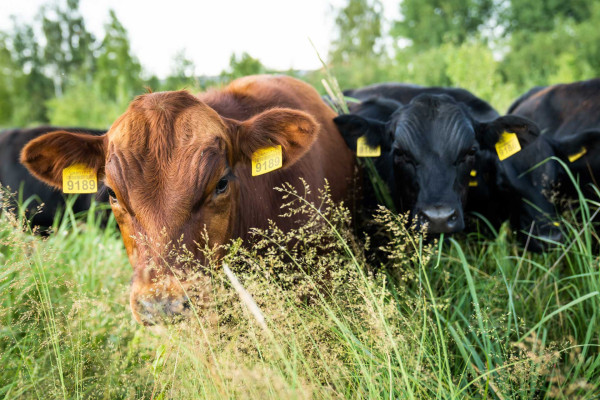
top-left (252, 145), bottom-right (282, 176)
top-left (495, 132), bottom-right (521, 161)
top-left (62, 164), bottom-right (97, 193)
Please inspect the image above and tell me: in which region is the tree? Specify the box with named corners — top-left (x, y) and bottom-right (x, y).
top-left (329, 0), bottom-right (383, 64)
top-left (163, 49), bottom-right (198, 90)
top-left (40, 0), bottom-right (95, 96)
top-left (392, 0), bottom-right (494, 49)
top-left (502, 0), bottom-right (591, 35)
top-left (95, 10), bottom-right (143, 104)
top-left (220, 52), bottom-right (265, 82)
top-left (7, 19), bottom-right (54, 124)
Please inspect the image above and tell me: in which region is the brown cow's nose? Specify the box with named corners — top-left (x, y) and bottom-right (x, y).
top-left (135, 295), bottom-right (191, 325)
top-left (419, 205), bottom-right (462, 233)
top-left (130, 274), bottom-right (212, 325)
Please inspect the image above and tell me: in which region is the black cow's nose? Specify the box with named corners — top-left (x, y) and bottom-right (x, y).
top-left (419, 205), bottom-right (462, 233)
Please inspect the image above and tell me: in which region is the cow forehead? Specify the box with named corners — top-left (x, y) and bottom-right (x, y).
top-left (108, 93), bottom-right (227, 149)
top-left (392, 101), bottom-right (475, 159)
top-left (104, 92), bottom-right (231, 235)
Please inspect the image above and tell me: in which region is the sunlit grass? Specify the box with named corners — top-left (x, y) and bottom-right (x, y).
top-left (0, 180), bottom-right (599, 399)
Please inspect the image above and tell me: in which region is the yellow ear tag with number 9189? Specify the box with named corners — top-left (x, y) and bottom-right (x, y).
top-left (252, 145), bottom-right (282, 176)
top-left (495, 132), bottom-right (521, 161)
top-left (62, 164), bottom-right (97, 194)
top-left (356, 135), bottom-right (381, 157)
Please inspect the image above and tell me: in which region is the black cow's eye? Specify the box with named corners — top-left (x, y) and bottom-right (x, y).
top-left (215, 178), bottom-right (229, 194)
top-left (456, 146), bottom-right (478, 165)
top-left (394, 148), bottom-right (416, 165)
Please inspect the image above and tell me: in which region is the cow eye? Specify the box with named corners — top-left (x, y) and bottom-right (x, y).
top-left (393, 148), bottom-right (416, 165)
top-left (215, 178), bottom-right (229, 194)
top-left (457, 146), bottom-right (478, 165)
top-left (107, 187), bottom-right (118, 203)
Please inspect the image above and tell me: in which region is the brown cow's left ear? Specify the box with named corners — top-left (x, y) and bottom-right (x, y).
top-left (21, 130), bottom-right (106, 189)
top-left (234, 107), bottom-right (319, 168)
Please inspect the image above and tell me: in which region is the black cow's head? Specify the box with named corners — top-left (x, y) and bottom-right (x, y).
top-left (336, 94), bottom-right (541, 235)
top-left (497, 128), bottom-right (600, 251)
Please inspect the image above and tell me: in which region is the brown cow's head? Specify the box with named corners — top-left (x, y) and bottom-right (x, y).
top-left (21, 91), bottom-right (319, 324)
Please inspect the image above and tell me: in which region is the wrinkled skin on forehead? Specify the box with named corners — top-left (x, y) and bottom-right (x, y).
top-left (21, 75), bottom-right (355, 324)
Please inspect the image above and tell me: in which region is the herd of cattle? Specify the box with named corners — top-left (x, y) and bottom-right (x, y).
top-left (1, 75), bottom-right (599, 324)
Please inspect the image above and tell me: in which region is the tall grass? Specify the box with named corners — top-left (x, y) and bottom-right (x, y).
top-left (1, 178), bottom-right (599, 399)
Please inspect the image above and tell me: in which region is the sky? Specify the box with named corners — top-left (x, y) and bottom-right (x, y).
top-left (1, 0), bottom-right (400, 78)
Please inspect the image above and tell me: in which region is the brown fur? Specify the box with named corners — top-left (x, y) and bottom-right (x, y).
top-left (21, 75), bottom-right (355, 323)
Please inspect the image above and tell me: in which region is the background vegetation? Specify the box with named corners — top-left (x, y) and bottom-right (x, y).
top-left (1, 0), bottom-right (599, 129)
top-left (1, 0), bottom-right (599, 399)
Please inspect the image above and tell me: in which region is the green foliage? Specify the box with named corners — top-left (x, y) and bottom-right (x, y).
top-left (504, 0), bottom-right (592, 34)
top-left (46, 79), bottom-right (123, 128)
top-left (40, 0), bottom-right (95, 95)
top-left (95, 10), bottom-right (143, 104)
top-left (393, 0), bottom-right (494, 49)
top-left (329, 0), bottom-right (383, 64)
top-left (220, 52), bottom-right (266, 82)
top-left (162, 49), bottom-right (200, 91)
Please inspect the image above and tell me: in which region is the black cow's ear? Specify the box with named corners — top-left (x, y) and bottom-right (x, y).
top-left (475, 115), bottom-right (541, 151)
top-left (550, 129), bottom-right (600, 161)
top-left (333, 114), bottom-right (389, 152)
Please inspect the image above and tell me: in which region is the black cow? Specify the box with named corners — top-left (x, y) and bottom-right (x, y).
top-left (335, 83), bottom-right (541, 237)
top-left (508, 78), bottom-right (600, 217)
top-left (0, 126), bottom-right (108, 229)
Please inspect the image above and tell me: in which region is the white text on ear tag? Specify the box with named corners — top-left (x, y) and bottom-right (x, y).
top-left (356, 135), bottom-right (381, 157)
top-left (251, 145), bottom-right (282, 176)
top-left (62, 164), bottom-right (98, 194)
top-left (495, 132), bottom-right (521, 161)
top-left (568, 146), bottom-right (587, 162)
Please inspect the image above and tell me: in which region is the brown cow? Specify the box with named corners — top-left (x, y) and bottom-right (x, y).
top-left (21, 75), bottom-right (355, 325)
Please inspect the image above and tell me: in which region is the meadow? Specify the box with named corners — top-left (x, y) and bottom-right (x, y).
top-left (1, 166), bottom-right (599, 399)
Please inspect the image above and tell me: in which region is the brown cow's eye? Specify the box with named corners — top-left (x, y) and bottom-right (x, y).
top-left (107, 187), bottom-right (118, 203)
top-left (215, 178), bottom-right (229, 194)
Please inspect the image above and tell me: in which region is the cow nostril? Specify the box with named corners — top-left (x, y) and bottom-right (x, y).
top-left (135, 295), bottom-right (191, 325)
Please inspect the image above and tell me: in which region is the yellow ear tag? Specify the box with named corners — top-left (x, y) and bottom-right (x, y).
top-left (495, 132), bottom-right (521, 161)
top-left (568, 146), bottom-right (587, 163)
top-left (552, 221), bottom-right (560, 227)
top-left (356, 135), bottom-right (381, 157)
top-left (470, 169), bottom-right (477, 177)
top-left (469, 180), bottom-right (478, 187)
top-left (62, 164), bottom-right (98, 194)
top-left (251, 145), bottom-right (282, 176)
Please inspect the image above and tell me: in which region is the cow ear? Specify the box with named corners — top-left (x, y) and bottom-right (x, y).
top-left (475, 115), bottom-right (541, 150)
top-left (550, 129), bottom-right (600, 162)
top-left (234, 107), bottom-right (319, 168)
top-left (333, 114), bottom-right (389, 152)
top-left (20, 130), bottom-right (106, 189)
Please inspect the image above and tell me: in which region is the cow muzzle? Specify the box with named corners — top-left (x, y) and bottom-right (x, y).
top-left (417, 205), bottom-right (464, 233)
top-left (130, 275), bottom-right (211, 325)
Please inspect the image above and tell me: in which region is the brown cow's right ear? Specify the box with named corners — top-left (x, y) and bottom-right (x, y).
top-left (21, 130), bottom-right (106, 189)
top-left (234, 107), bottom-right (319, 168)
